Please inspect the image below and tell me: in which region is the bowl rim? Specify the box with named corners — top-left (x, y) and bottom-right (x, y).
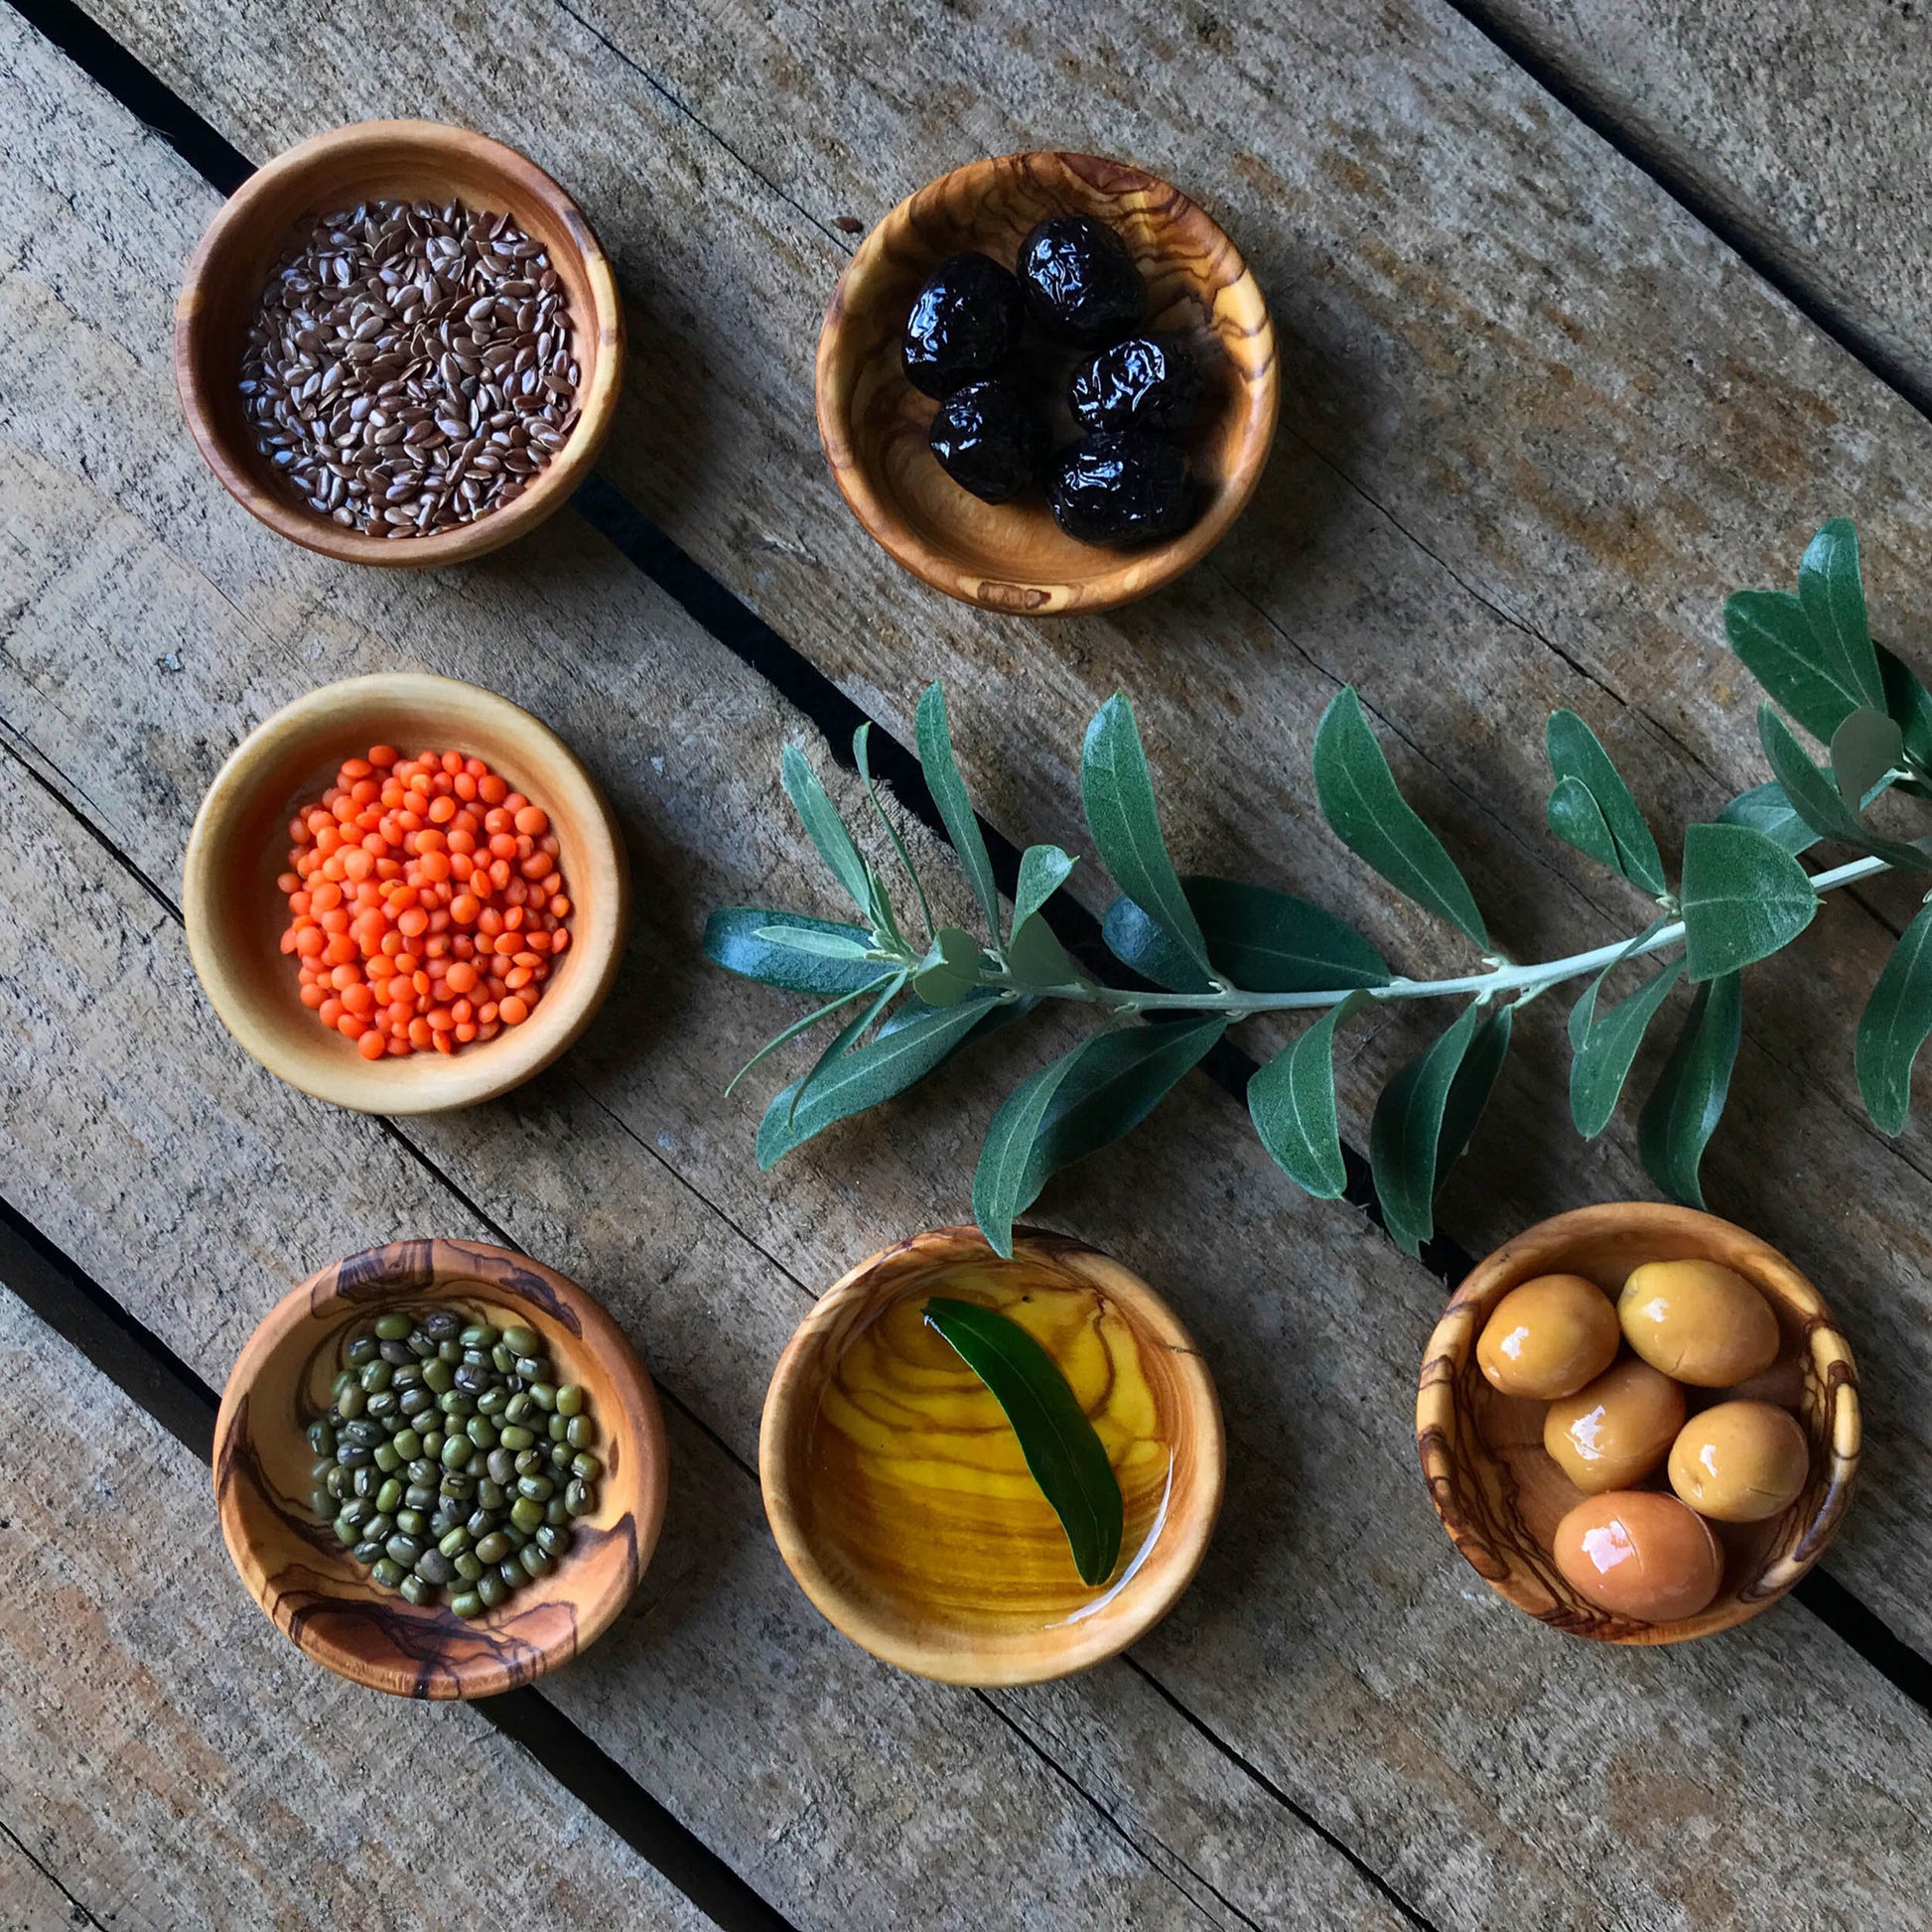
top-left (1416, 1201), bottom-right (1861, 1644)
top-left (175, 117), bottom-right (624, 568)
top-left (814, 148), bottom-right (1279, 617)
top-left (181, 670), bottom-right (627, 1113)
top-left (213, 1237), bottom-right (668, 1697)
top-left (759, 1223), bottom-right (1226, 1685)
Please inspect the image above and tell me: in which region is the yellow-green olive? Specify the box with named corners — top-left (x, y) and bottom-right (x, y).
top-left (1617, 1259), bottom-right (1779, 1386)
top-left (1475, 1273), bottom-right (1620, 1400)
top-left (1667, 1400), bottom-right (1810, 1523)
top-left (1553, 1490), bottom-right (1724, 1621)
top-left (1544, 1358), bottom-right (1686, 1492)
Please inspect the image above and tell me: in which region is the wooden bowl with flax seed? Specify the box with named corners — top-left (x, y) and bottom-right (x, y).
top-left (176, 120), bottom-right (622, 567)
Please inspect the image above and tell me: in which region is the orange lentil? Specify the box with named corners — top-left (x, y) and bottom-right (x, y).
top-left (277, 745), bottom-right (571, 1062)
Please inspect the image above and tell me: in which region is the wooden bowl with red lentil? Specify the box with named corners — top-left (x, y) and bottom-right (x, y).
top-left (184, 672), bottom-right (626, 1112)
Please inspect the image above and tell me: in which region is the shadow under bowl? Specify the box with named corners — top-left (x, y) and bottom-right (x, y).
top-left (760, 1224), bottom-right (1225, 1685)
top-left (1417, 1203), bottom-right (1860, 1643)
top-left (176, 118), bottom-right (622, 566)
top-left (816, 150), bottom-right (1277, 616)
top-left (183, 671), bottom-right (626, 1114)
top-left (214, 1238), bottom-right (667, 1698)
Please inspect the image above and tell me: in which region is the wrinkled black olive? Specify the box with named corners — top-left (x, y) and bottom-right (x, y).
top-left (1016, 214), bottom-right (1148, 345)
top-left (901, 252), bottom-right (1025, 398)
top-left (927, 379), bottom-right (1045, 503)
top-left (1048, 431), bottom-right (1197, 547)
top-left (1069, 334), bottom-right (1205, 434)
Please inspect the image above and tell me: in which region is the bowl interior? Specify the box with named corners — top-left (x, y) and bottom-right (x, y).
top-left (184, 672), bottom-right (624, 1113)
top-left (215, 1238), bottom-right (665, 1698)
top-left (1418, 1206), bottom-right (1860, 1643)
top-left (760, 1226), bottom-right (1224, 1685)
top-left (182, 121), bottom-right (617, 562)
top-left (818, 151), bottom-right (1277, 614)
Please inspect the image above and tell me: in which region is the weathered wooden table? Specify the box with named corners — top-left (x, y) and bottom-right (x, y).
top-left (5, 0), bottom-right (1931, 1924)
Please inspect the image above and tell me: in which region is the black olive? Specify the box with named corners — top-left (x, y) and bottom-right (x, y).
top-left (1068, 334), bottom-right (1205, 434)
top-left (1048, 431), bottom-right (1197, 547)
top-left (901, 252), bottom-right (1025, 398)
top-left (927, 379), bottom-right (1045, 503)
top-left (1016, 214), bottom-right (1147, 345)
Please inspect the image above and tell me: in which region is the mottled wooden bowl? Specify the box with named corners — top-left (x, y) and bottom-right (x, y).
top-left (183, 672), bottom-right (626, 1113)
top-left (816, 152), bottom-right (1277, 616)
top-left (1418, 1203), bottom-right (1859, 1643)
top-left (215, 1239), bottom-right (667, 1698)
top-left (177, 119), bottom-right (622, 567)
top-left (760, 1225), bottom-right (1224, 1684)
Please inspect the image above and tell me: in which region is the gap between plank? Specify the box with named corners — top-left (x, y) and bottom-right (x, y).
top-left (0, 1202), bottom-right (798, 1932)
top-left (9, 0), bottom-right (1931, 1778)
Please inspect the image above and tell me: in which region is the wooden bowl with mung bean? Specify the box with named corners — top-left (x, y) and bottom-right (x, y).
top-left (215, 1239), bottom-right (667, 1698)
top-left (176, 119), bottom-right (622, 566)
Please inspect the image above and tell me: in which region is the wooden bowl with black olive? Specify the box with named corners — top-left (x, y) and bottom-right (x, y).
top-left (215, 1239), bottom-right (667, 1698)
top-left (816, 151), bottom-right (1277, 616)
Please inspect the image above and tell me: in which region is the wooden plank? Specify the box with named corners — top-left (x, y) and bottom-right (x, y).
top-left (0, 1827), bottom-right (100, 1932)
top-left (4, 31), bottom-right (1932, 1928)
top-left (45, 0), bottom-right (1932, 1651)
top-left (1463, 0), bottom-right (1932, 400)
top-left (0, 1289), bottom-right (713, 1932)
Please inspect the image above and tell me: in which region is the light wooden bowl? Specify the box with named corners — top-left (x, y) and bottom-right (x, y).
top-left (760, 1225), bottom-right (1224, 1684)
top-left (214, 1239), bottom-right (667, 1698)
top-left (176, 119), bottom-right (622, 567)
top-left (816, 151), bottom-right (1277, 616)
top-left (1418, 1203), bottom-right (1860, 1643)
top-left (183, 672), bottom-right (626, 1113)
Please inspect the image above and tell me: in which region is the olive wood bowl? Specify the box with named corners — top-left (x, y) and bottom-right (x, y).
top-left (760, 1225), bottom-right (1224, 1685)
top-left (177, 119), bottom-right (622, 566)
top-left (215, 1239), bottom-right (667, 1698)
top-left (1418, 1203), bottom-right (1859, 1644)
top-left (183, 672), bottom-right (626, 1113)
top-left (816, 151), bottom-right (1277, 616)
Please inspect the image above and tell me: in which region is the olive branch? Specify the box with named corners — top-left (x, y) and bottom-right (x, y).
top-left (706, 519), bottom-right (1932, 1259)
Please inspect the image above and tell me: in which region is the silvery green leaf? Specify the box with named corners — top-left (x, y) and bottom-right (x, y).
top-left (704, 908), bottom-right (886, 996)
top-left (910, 925), bottom-right (983, 1006)
top-left (1081, 695), bottom-right (1213, 985)
top-left (1639, 974), bottom-right (1741, 1208)
top-left (781, 742), bottom-right (877, 921)
top-left (724, 975), bottom-right (896, 1096)
top-left (1368, 1003), bottom-right (1482, 1257)
top-left (1011, 844), bottom-right (1077, 939)
top-left (1006, 913), bottom-right (1085, 991)
top-left (1716, 782), bottom-right (1820, 858)
top-left (1104, 877), bottom-right (1390, 994)
top-left (1547, 775), bottom-right (1621, 876)
top-left (1755, 707), bottom-right (1925, 870)
top-left (1247, 990), bottom-right (1373, 1199)
top-left (854, 722), bottom-right (933, 939)
top-left (1437, 1004), bottom-right (1513, 1177)
top-left (1545, 711), bottom-right (1667, 897)
top-left (786, 974), bottom-right (905, 1126)
top-left (1798, 517), bottom-right (1885, 718)
top-left (973, 1050), bottom-right (1088, 1259)
top-left (1830, 707), bottom-right (1904, 812)
top-left (1569, 951), bottom-right (1686, 1139)
top-left (915, 684), bottom-right (1002, 939)
top-left (1856, 903), bottom-right (1932, 1135)
top-left (1725, 589), bottom-right (1847, 744)
top-left (1312, 688), bottom-right (1487, 949)
top-left (751, 925), bottom-right (877, 960)
top-left (1678, 822), bottom-right (1818, 981)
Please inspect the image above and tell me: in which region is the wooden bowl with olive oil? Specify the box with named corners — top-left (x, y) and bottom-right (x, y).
top-left (759, 1225), bottom-right (1224, 1685)
top-left (1417, 1203), bottom-right (1859, 1644)
top-left (215, 1238), bottom-right (667, 1698)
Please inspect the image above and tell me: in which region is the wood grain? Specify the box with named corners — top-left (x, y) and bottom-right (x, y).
top-left (6, 36), bottom-right (1932, 1924)
top-left (0, 1288), bottom-right (710, 1932)
top-left (818, 150), bottom-right (1275, 613)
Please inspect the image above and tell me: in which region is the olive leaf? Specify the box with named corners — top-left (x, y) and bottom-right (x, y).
top-left (854, 722), bottom-right (933, 940)
top-left (1104, 877), bottom-right (1389, 995)
top-left (1755, 707), bottom-right (1924, 870)
top-left (725, 975), bottom-right (897, 1097)
top-left (910, 925), bottom-right (983, 1006)
top-left (1437, 1004), bottom-right (1514, 1177)
top-left (915, 683), bottom-right (1002, 939)
top-left (1081, 695), bottom-right (1213, 986)
top-left (1831, 707), bottom-right (1905, 813)
top-left (1678, 821), bottom-right (1819, 981)
top-left (1312, 688), bottom-right (1487, 949)
top-left (1798, 517), bottom-right (1886, 718)
top-left (922, 1298), bottom-right (1123, 1587)
top-left (1546, 711), bottom-right (1668, 897)
top-left (973, 1053), bottom-right (1088, 1258)
top-left (1368, 1002), bottom-right (1483, 1257)
top-left (1639, 973), bottom-right (1742, 1207)
top-left (781, 742), bottom-right (886, 928)
top-left (1248, 990), bottom-right (1374, 1199)
top-left (1568, 942), bottom-right (1685, 1138)
top-left (786, 974), bottom-right (906, 1126)
top-left (1856, 903), bottom-right (1932, 1135)
top-left (705, 908), bottom-right (886, 997)
top-left (1547, 776), bottom-right (1621, 877)
top-left (1006, 913), bottom-right (1085, 991)
top-left (1716, 781), bottom-right (1820, 857)
top-left (1012, 844), bottom-right (1077, 937)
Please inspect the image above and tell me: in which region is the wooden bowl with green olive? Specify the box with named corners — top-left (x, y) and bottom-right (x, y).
top-left (216, 1238), bottom-right (666, 1698)
top-left (1418, 1203), bottom-right (1859, 1644)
